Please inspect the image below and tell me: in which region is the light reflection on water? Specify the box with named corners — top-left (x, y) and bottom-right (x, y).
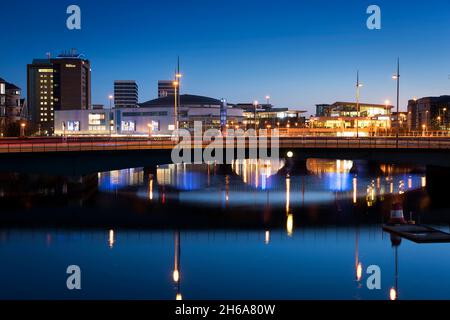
top-left (1, 228), bottom-right (450, 300)
top-left (1, 159), bottom-right (449, 300)
top-left (98, 159), bottom-right (426, 209)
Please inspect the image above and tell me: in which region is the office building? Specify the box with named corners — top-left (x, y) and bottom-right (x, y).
top-left (408, 96), bottom-right (450, 131)
top-left (140, 94), bottom-right (243, 131)
top-left (114, 81), bottom-right (138, 108)
top-left (315, 104), bottom-right (331, 117)
top-left (0, 77), bottom-right (25, 136)
top-left (158, 80), bottom-right (177, 98)
top-left (27, 50), bottom-right (91, 134)
top-left (318, 102), bottom-right (392, 118)
top-left (308, 101), bottom-right (393, 136)
top-left (234, 102), bottom-right (307, 130)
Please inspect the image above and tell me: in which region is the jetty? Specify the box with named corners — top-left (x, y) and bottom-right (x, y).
top-left (383, 224), bottom-right (450, 243)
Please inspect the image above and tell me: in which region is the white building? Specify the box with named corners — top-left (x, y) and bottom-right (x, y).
top-left (54, 94), bottom-right (244, 136)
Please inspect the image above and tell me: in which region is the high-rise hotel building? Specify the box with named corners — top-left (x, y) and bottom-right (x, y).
top-left (27, 51), bottom-right (91, 134)
top-left (114, 81), bottom-right (138, 108)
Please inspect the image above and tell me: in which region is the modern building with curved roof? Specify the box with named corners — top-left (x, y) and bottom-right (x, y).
top-left (139, 94), bottom-right (223, 108)
top-left (55, 94), bottom-right (244, 136)
top-left (139, 94), bottom-right (243, 132)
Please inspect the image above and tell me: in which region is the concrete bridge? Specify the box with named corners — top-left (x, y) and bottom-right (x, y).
top-left (0, 136), bottom-right (450, 175)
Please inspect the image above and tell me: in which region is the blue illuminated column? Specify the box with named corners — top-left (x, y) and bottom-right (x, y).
top-left (220, 99), bottom-right (228, 133)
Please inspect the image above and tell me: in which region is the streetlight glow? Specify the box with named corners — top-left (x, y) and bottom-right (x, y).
top-left (173, 270), bottom-right (180, 283)
top-left (390, 288), bottom-right (397, 301)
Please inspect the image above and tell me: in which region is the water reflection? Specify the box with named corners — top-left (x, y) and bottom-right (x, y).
top-left (173, 231), bottom-right (182, 300)
top-left (108, 229), bottom-right (115, 249)
top-left (97, 159), bottom-right (426, 211)
top-left (1, 227), bottom-right (450, 300)
top-left (1, 158), bottom-right (448, 300)
top-left (390, 234), bottom-right (402, 301)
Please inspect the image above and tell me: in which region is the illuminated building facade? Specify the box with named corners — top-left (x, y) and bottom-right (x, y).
top-left (407, 96), bottom-right (450, 131)
top-left (236, 102), bottom-right (307, 130)
top-left (27, 51), bottom-right (91, 135)
top-left (54, 94), bottom-right (244, 136)
top-left (309, 101), bottom-right (393, 136)
top-left (140, 94), bottom-right (244, 131)
top-left (319, 102), bottom-right (392, 117)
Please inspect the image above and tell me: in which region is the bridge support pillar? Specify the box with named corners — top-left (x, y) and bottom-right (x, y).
top-left (64, 174), bottom-right (98, 195)
top-left (350, 160), bottom-right (383, 176)
top-left (144, 166), bottom-right (158, 176)
top-left (215, 164), bottom-right (234, 175)
top-left (278, 158), bottom-right (307, 176)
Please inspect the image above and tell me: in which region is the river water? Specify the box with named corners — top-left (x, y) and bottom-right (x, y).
top-left (0, 159), bottom-right (449, 300)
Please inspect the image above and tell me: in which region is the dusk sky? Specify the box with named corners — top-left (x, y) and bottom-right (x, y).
top-left (1, 0), bottom-right (450, 114)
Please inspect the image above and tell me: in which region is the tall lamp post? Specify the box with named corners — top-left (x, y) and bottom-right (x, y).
top-left (173, 63), bottom-right (182, 133)
top-left (108, 95), bottom-right (114, 136)
top-left (20, 123), bottom-right (26, 138)
top-left (174, 58), bottom-right (182, 132)
top-left (356, 71), bottom-right (363, 138)
top-left (265, 95), bottom-right (271, 108)
top-left (392, 58), bottom-right (400, 147)
top-left (444, 108), bottom-right (448, 131)
top-left (108, 95), bottom-right (114, 109)
top-left (173, 80), bottom-right (179, 132)
top-left (253, 100), bottom-right (259, 131)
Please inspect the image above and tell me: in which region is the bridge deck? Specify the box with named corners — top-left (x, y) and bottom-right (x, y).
top-left (0, 137), bottom-right (450, 154)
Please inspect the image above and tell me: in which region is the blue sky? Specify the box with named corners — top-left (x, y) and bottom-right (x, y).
top-left (1, 0), bottom-right (450, 114)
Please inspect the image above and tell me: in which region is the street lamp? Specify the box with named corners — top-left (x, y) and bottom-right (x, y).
top-left (173, 80), bottom-right (179, 132)
top-left (108, 95), bottom-right (114, 109)
top-left (355, 71), bottom-right (363, 138)
top-left (444, 108), bottom-right (448, 130)
top-left (20, 122), bottom-right (26, 137)
top-left (253, 100), bottom-right (259, 131)
top-left (175, 70), bottom-right (182, 130)
top-left (392, 58), bottom-right (400, 147)
top-left (265, 95), bottom-right (271, 107)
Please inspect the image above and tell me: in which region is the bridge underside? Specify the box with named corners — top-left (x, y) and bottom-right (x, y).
top-left (0, 147), bottom-right (449, 176)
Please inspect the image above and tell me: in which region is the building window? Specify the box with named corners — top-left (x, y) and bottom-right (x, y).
top-left (88, 113), bottom-right (106, 125)
top-left (66, 121), bottom-right (80, 131)
top-left (121, 121), bottom-right (136, 132)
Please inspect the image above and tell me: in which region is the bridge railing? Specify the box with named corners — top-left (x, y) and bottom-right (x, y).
top-left (1, 136), bottom-right (450, 154)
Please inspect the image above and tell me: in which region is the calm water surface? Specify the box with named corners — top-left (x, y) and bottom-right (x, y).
top-left (0, 159), bottom-right (449, 300)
